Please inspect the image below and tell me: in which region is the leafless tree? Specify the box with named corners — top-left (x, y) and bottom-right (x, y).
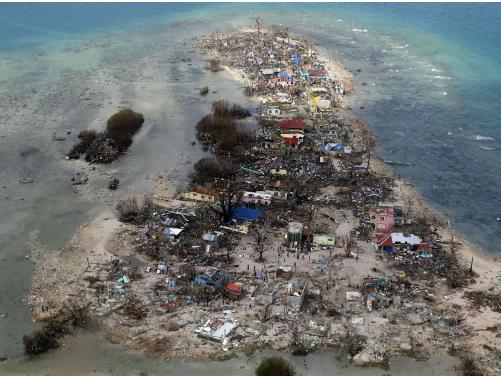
top-left (290, 322), bottom-right (308, 356)
top-left (449, 232), bottom-right (461, 257)
top-left (123, 294), bottom-right (146, 320)
top-left (116, 197), bottom-right (139, 222)
top-left (342, 234), bottom-right (354, 258)
top-left (225, 233), bottom-right (236, 264)
top-left (257, 303), bottom-right (272, 322)
top-left (285, 172), bottom-right (318, 205)
top-left (358, 121), bottom-right (376, 170)
top-left (253, 225), bottom-right (268, 262)
top-left (207, 178), bottom-right (244, 224)
top-left (401, 193), bottom-right (415, 232)
top-left (252, 16), bottom-right (263, 34)
top-left (116, 195), bottom-right (153, 224)
top-left (208, 58), bottom-right (222, 72)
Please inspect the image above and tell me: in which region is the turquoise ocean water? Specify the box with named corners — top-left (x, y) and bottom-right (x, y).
top-left (0, 3), bottom-right (499, 251)
top-left (0, 3), bottom-right (499, 247)
top-left (0, 2), bottom-right (498, 370)
top-left (0, 3), bottom-right (501, 253)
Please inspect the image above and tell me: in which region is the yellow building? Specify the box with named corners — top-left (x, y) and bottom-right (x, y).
top-left (312, 234), bottom-right (336, 249)
top-left (182, 191), bottom-right (216, 203)
top-left (307, 87), bottom-right (331, 112)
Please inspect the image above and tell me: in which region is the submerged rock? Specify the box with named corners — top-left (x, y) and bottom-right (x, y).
top-left (19, 178), bottom-right (34, 184)
top-left (71, 173), bottom-right (88, 186)
top-left (108, 178), bottom-right (119, 190)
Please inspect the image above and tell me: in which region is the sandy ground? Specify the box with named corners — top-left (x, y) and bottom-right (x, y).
top-left (29, 211), bottom-right (123, 322)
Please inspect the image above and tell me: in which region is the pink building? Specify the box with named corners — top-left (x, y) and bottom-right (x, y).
top-left (373, 207), bottom-right (394, 234)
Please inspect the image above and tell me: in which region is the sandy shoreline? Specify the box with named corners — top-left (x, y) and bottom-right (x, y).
top-left (27, 28), bottom-right (501, 373)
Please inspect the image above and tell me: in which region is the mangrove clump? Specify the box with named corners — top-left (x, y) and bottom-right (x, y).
top-left (255, 357), bottom-right (295, 376)
top-left (67, 108), bottom-right (144, 163)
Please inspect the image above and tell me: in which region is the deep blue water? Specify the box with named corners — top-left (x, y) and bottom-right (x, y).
top-left (0, 3), bottom-right (205, 52)
top-left (0, 3), bottom-right (500, 252)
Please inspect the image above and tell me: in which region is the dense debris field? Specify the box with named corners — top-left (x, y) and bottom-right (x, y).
top-left (29, 29), bottom-right (500, 374)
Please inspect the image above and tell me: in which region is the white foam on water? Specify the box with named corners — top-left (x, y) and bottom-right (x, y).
top-left (479, 145), bottom-right (496, 151)
top-left (352, 28), bottom-right (368, 33)
top-left (474, 135), bottom-right (495, 141)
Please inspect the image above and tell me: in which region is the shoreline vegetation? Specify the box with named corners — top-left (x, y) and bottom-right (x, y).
top-left (66, 108), bottom-right (144, 164)
top-left (28, 27), bottom-right (500, 375)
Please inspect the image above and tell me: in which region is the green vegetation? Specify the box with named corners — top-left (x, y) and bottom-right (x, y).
top-left (212, 100), bottom-right (251, 118)
top-left (67, 108), bottom-right (144, 163)
top-left (106, 108), bottom-right (144, 151)
top-left (255, 357), bottom-right (295, 376)
top-left (191, 157), bottom-right (237, 185)
top-left (195, 101), bottom-right (252, 154)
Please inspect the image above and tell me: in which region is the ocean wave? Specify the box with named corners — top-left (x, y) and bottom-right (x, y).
top-left (433, 75), bottom-right (451, 80)
top-left (352, 28), bottom-right (368, 33)
top-left (479, 146), bottom-right (496, 151)
top-left (474, 135), bottom-right (495, 141)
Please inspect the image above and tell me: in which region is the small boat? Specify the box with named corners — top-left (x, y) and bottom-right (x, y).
top-left (383, 160), bottom-right (411, 166)
top-left (19, 178), bottom-right (34, 184)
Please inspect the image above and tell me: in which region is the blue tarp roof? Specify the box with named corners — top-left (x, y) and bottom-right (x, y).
top-left (293, 52), bottom-right (301, 64)
top-left (232, 207), bottom-right (263, 221)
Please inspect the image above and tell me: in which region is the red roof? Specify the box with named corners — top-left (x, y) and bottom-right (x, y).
top-left (377, 233), bottom-right (431, 250)
top-left (282, 137), bottom-right (300, 145)
top-left (278, 119), bottom-right (307, 130)
top-left (160, 299), bottom-right (182, 312)
top-left (418, 242), bottom-right (431, 250)
top-left (377, 233), bottom-right (392, 247)
top-left (227, 283), bottom-right (243, 294)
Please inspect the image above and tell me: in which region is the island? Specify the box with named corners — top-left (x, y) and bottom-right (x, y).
top-left (28, 28), bottom-right (500, 375)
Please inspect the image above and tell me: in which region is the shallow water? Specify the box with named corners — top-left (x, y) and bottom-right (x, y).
top-left (0, 3), bottom-right (499, 373)
top-left (0, 331), bottom-right (458, 376)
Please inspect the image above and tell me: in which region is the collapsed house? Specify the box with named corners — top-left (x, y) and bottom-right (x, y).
top-left (287, 281), bottom-right (308, 311)
top-left (195, 317), bottom-right (239, 342)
